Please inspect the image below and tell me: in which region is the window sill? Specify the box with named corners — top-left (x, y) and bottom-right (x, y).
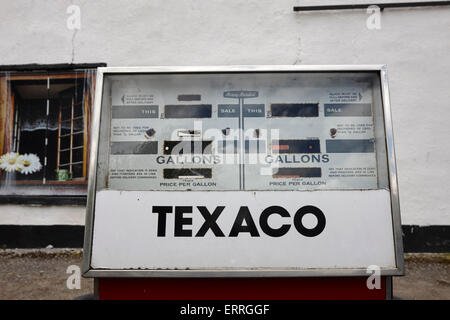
top-left (0, 195), bottom-right (87, 206)
top-left (6, 180), bottom-right (88, 185)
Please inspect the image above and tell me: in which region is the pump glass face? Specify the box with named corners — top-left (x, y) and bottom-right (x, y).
top-left (98, 72), bottom-right (388, 192)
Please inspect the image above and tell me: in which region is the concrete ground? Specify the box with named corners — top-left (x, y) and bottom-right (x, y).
top-left (0, 250), bottom-right (448, 300)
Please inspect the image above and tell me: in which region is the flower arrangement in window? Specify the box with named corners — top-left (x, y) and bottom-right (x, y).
top-left (0, 152), bottom-right (42, 175)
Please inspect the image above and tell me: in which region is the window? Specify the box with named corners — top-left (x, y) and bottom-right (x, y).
top-left (0, 67), bottom-right (99, 199)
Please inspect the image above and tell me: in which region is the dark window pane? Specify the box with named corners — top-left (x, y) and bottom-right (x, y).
top-left (74, 103), bottom-right (84, 117)
top-left (72, 148), bottom-right (84, 163)
top-left (61, 123), bottom-right (71, 136)
top-left (61, 106), bottom-right (72, 121)
top-left (16, 98), bottom-right (47, 181)
top-left (48, 101), bottom-right (59, 131)
top-left (60, 135), bottom-right (71, 150)
top-left (60, 150), bottom-right (70, 165)
top-left (72, 132), bottom-right (84, 147)
top-left (45, 130), bottom-right (58, 180)
top-left (73, 118), bottom-right (84, 132)
top-left (72, 163), bottom-right (84, 178)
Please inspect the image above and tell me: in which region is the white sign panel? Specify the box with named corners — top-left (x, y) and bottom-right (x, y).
top-left (92, 189), bottom-right (395, 270)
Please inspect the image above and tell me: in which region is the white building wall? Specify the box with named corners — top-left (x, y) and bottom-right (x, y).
top-left (0, 0), bottom-right (449, 226)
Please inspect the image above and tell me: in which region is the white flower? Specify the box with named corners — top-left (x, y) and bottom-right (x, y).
top-left (0, 152), bottom-right (23, 172)
top-left (17, 153), bottom-right (42, 175)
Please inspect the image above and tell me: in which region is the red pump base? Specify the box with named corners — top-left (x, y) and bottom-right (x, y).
top-left (96, 276), bottom-right (391, 300)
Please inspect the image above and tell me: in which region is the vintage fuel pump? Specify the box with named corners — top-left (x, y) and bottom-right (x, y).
top-left (82, 65), bottom-right (404, 299)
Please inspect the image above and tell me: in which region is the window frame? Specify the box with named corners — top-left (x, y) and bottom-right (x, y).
top-left (0, 63), bottom-right (106, 205)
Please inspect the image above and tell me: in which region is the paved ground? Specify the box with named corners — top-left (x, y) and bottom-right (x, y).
top-left (0, 249), bottom-right (93, 300)
top-left (393, 253), bottom-right (449, 300)
top-left (0, 250), bottom-right (448, 300)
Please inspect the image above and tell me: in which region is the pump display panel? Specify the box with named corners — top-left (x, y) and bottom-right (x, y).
top-left (83, 66), bottom-right (403, 277)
